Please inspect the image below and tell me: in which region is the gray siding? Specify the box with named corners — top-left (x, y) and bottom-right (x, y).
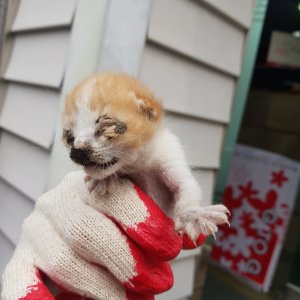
top-left (0, 0), bottom-right (76, 280)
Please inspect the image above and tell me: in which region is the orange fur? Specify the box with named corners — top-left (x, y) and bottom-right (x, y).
top-left (63, 73), bottom-right (164, 150)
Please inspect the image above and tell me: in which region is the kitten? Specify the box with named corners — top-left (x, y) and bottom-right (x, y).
top-left (62, 73), bottom-right (229, 240)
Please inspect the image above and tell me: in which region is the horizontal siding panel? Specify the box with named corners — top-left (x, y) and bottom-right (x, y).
top-left (0, 231), bottom-right (15, 279)
top-left (166, 113), bottom-right (224, 168)
top-left (201, 0), bottom-right (253, 28)
top-left (177, 248), bottom-right (201, 260)
top-left (192, 169), bottom-right (215, 206)
top-left (0, 131), bottom-right (50, 200)
top-left (12, 0), bottom-right (76, 32)
top-left (4, 30), bottom-right (70, 88)
top-left (0, 83), bottom-right (60, 148)
top-left (157, 255), bottom-right (196, 300)
top-left (148, 0), bottom-right (244, 76)
top-left (0, 180), bottom-right (34, 244)
top-left (140, 44), bottom-right (235, 123)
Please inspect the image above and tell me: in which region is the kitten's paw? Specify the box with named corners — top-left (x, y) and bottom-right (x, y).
top-left (84, 176), bottom-right (100, 192)
top-left (84, 176), bottom-right (118, 195)
top-left (175, 204), bottom-right (230, 240)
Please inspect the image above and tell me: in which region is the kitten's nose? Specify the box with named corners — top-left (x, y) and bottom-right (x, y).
top-left (70, 148), bottom-right (92, 165)
top-left (74, 138), bottom-right (91, 149)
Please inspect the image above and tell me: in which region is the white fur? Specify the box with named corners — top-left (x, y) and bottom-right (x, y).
top-left (65, 83), bottom-right (229, 240)
top-left (145, 128), bottom-right (202, 206)
top-left (137, 128), bottom-right (229, 238)
top-left (74, 79), bottom-right (98, 146)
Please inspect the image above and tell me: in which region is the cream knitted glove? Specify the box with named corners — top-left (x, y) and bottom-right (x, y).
top-left (1, 171), bottom-right (187, 300)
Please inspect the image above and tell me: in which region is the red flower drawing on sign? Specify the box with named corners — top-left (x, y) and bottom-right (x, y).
top-left (271, 170), bottom-right (288, 187)
top-left (238, 181), bottom-right (258, 200)
top-left (248, 190), bottom-right (277, 211)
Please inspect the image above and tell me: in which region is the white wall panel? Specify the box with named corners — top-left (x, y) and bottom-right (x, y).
top-left (166, 114), bottom-right (224, 168)
top-left (0, 132), bottom-right (50, 200)
top-left (192, 169), bottom-right (215, 206)
top-left (148, 0), bottom-right (244, 76)
top-left (0, 180), bottom-right (34, 244)
top-left (201, 0), bottom-right (253, 28)
top-left (0, 83), bottom-right (60, 148)
top-left (4, 30), bottom-right (70, 88)
top-left (140, 44), bottom-right (235, 123)
top-left (0, 231), bottom-right (15, 280)
top-left (12, 0), bottom-right (76, 32)
top-left (157, 255), bottom-right (196, 300)
top-left (178, 248), bottom-right (201, 260)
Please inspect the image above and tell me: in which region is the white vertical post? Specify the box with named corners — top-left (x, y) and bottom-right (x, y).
top-left (47, 0), bottom-right (152, 187)
top-left (97, 0), bottom-right (151, 76)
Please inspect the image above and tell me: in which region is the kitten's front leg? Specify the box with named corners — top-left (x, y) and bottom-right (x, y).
top-left (154, 129), bottom-right (230, 240)
top-left (84, 175), bottom-right (118, 195)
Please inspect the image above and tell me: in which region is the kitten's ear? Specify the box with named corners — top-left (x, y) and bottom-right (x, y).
top-left (129, 92), bottom-right (157, 121)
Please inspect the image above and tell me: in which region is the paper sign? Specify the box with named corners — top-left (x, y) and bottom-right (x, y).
top-left (211, 144), bottom-right (300, 291)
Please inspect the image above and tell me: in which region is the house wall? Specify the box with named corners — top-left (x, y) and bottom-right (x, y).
top-left (0, 0), bottom-right (254, 298)
top-left (0, 0), bottom-right (77, 289)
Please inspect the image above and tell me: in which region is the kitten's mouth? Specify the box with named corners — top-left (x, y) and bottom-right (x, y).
top-left (84, 157), bottom-right (118, 169)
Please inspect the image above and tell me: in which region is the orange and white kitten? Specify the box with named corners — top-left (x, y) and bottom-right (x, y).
top-left (62, 73), bottom-right (229, 240)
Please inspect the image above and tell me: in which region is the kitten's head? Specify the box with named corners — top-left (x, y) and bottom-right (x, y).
top-left (62, 73), bottom-right (163, 179)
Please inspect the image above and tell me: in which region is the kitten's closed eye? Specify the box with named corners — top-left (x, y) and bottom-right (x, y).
top-left (63, 129), bottom-right (75, 146)
top-left (95, 114), bottom-right (111, 125)
top-left (95, 115), bottom-right (127, 139)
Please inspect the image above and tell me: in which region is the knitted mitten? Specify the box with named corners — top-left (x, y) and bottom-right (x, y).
top-left (2, 171), bottom-right (201, 300)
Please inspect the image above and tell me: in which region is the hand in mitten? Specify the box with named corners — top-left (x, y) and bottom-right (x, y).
top-left (2, 171), bottom-right (205, 300)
